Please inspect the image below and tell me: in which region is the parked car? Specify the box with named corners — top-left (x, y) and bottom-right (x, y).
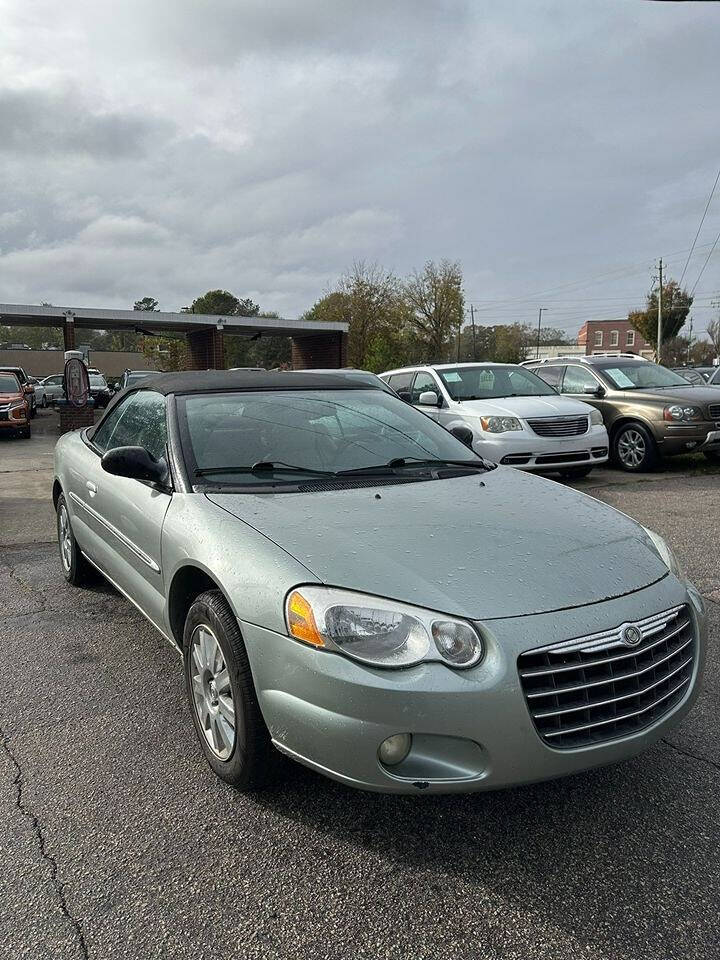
top-left (524, 355), bottom-right (720, 470)
top-left (35, 373), bottom-right (65, 407)
top-left (89, 373), bottom-right (112, 408)
top-left (672, 367), bottom-right (707, 385)
top-left (379, 363), bottom-right (608, 478)
top-left (0, 365), bottom-right (36, 417)
top-left (52, 370), bottom-right (706, 794)
top-left (0, 371), bottom-right (31, 438)
top-left (707, 366), bottom-right (720, 386)
top-left (117, 369), bottom-right (159, 390)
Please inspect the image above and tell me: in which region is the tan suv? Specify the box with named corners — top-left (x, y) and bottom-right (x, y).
top-left (524, 354), bottom-right (720, 471)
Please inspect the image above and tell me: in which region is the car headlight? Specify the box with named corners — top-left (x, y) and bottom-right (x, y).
top-left (9, 401), bottom-right (27, 420)
top-left (285, 586), bottom-right (484, 669)
top-left (663, 405), bottom-right (702, 422)
top-left (642, 527), bottom-right (684, 578)
top-left (480, 416), bottom-right (522, 433)
top-left (590, 409), bottom-right (603, 425)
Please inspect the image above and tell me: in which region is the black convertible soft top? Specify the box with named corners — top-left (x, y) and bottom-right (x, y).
top-left (138, 369), bottom-right (375, 396)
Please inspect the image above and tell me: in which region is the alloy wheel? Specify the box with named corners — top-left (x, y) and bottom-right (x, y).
top-left (58, 504), bottom-right (73, 572)
top-left (189, 624), bottom-right (237, 760)
top-left (617, 428), bottom-right (645, 468)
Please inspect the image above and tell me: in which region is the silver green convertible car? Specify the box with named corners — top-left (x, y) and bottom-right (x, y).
top-left (53, 370), bottom-right (706, 793)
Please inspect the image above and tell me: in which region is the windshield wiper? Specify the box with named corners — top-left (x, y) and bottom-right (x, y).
top-left (337, 456), bottom-right (493, 476)
top-left (195, 461), bottom-right (336, 477)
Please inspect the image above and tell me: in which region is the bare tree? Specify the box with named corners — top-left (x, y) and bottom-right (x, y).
top-left (707, 318), bottom-right (720, 359)
top-left (402, 260), bottom-right (464, 360)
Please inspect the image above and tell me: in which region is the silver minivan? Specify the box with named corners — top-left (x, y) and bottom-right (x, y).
top-left (380, 363), bottom-right (609, 478)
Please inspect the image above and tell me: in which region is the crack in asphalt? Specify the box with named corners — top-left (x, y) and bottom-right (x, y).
top-left (662, 737), bottom-right (720, 775)
top-left (1, 728), bottom-right (90, 960)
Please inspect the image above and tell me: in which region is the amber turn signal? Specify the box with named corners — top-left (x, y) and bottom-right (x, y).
top-left (286, 590), bottom-right (324, 647)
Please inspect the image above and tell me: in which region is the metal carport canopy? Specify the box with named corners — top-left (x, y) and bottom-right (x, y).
top-left (0, 303), bottom-right (347, 338)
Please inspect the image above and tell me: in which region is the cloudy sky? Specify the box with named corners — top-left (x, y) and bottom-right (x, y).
top-left (1, 0), bottom-right (719, 339)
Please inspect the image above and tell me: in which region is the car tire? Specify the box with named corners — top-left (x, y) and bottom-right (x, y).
top-left (19, 426), bottom-right (31, 439)
top-left (704, 450), bottom-right (720, 463)
top-left (30, 402), bottom-right (36, 419)
top-left (41, 395), bottom-right (48, 408)
top-left (612, 422), bottom-right (657, 472)
top-left (56, 494), bottom-right (94, 586)
top-left (183, 590), bottom-right (279, 791)
top-left (559, 465), bottom-right (593, 479)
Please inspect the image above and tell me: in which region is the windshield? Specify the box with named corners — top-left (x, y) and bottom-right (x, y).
top-left (437, 365), bottom-right (557, 400)
top-left (89, 375), bottom-right (107, 387)
top-left (178, 388), bottom-right (480, 485)
top-left (0, 374), bottom-right (21, 393)
top-left (596, 362), bottom-right (693, 390)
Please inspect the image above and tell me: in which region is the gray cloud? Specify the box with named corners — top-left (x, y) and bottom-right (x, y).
top-left (1, 0), bottom-right (719, 336)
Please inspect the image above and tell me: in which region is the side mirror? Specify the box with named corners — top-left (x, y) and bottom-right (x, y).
top-left (450, 424), bottom-right (474, 448)
top-left (418, 390), bottom-right (440, 407)
top-left (101, 445), bottom-right (167, 485)
top-left (583, 385), bottom-right (604, 397)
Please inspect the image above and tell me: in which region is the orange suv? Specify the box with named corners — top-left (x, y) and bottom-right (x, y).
top-left (0, 371), bottom-right (31, 438)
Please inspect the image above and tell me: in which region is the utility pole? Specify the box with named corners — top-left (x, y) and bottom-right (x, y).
top-left (536, 307), bottom-right (547, 359)
top-left (687, 317), bottom-right (693, 364)
top-left (470, 304), bottom-right (477, 360)
top-left (657, 258), bottom-right (663, 362)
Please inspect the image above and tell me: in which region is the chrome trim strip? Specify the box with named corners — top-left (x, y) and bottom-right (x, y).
top-left (533, 656), bottom-right (694, 718)
top-left (543, 676), bottom-right (690, 738)
top-left (521, 619), bottom-right (691, 679)
top-left (68, 491), bottom-right (161, 573)
top-left (526, 635), bottom-right (694, 696)
top-left (523, 604), bottom-right (686, 661)
top-left (80, 551), bottom-right (181, 654)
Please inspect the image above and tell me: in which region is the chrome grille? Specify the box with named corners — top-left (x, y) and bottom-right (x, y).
top-left (518, 605), bottom-right (695, 748)
top-left (526, 416), bottom-right (589, 437)
top-left (707, 402), bottom-right (720, 420)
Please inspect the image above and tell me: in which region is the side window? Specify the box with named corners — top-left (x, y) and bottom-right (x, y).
top-left (533, 365), bottom-right (564, 388)
top-left (562, 365), bottom-right (599, 394)
top-left (410, 371), bottom-right (441, 403)
top-left (93, 392), bottom-right (167, 460)
top-left (387, 372), bottom-right (413, 394)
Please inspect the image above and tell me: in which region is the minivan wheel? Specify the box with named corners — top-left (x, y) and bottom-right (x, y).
top-left (56, 494), bottom-right (94, 585)
top-left (559, 465), bottom-right (593, 479)
top-left (183, 590), bottom-right (278, 791)
top-left (612, 423), bottom-right (657, 472)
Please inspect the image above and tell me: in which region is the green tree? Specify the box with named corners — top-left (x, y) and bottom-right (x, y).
top-left (133, 297), bottom-right (159, 311)
top-left (402, 260), bottom-right (464, 361)
top-left (184, 289), bottom-right (260, 317)
top-left (628, 280), bottom-right (692, 355)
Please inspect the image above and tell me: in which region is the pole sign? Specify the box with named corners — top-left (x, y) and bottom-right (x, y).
top-left (64, 357), bottom-right (90, 408)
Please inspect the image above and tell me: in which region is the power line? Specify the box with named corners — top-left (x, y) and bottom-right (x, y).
top-left (689, 229), bottom-right (720, 297)
top-left (678, 165), bottom-right (720, 287)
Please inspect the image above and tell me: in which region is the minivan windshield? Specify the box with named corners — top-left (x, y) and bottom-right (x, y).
top-left (178, 388), bottom-right (481, 485)
top-left (595, 362), bottom-right (692, 390)
top-left (437, 365), bottom-right (557, 400)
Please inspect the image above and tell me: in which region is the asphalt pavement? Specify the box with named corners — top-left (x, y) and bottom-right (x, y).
top-left (0, 413), bottom-right (718, 960)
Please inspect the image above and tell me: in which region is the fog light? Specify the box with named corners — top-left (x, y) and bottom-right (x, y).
top-left (378, 733), bottom-right (412, 766)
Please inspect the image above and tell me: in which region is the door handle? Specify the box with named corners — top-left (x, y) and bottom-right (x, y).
top-left (86, 481), bottom-right (97, 497)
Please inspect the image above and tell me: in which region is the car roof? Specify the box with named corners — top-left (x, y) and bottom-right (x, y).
top-left (382, 362), bottom-right (515, 375)
top-left (0, 371), bottom-right (22, 388)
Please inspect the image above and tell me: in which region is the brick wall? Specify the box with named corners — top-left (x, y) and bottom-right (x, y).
top-left (58, 405), bottom-right (96, 435)
top-left (186, 329), bottom-right (225, 370)
top-left (577, 320), bottom-right (651, 355)
top-left (291, 332), bottom-right (348, 369)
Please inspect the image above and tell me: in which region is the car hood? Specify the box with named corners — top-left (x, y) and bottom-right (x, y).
top-left (618, 385), bottom-right (720, 408)
top-left (0, 392), bottom-right (23, 402)
top-left (454, 395), bottom-right (593, 419)
top-left (206, 468), bottom-right (668, 620)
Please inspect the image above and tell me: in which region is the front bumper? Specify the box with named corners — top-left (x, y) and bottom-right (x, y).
top-left (241, 577), bottom-right (705, 794)
top-left (656, 423), bottom-right (720, 457)
top-left (473, 424), bottom-right (609, 471)
top-left (0, 407), bottom-right (29, 427)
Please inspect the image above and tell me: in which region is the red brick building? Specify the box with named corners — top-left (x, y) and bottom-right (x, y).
top-left (577, 319), bottom-right (653, 358)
